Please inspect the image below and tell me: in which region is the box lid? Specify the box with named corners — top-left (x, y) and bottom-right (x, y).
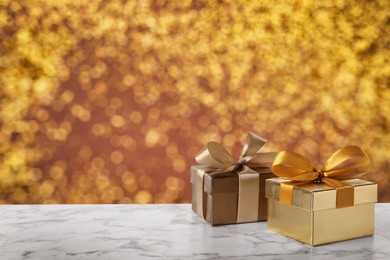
top-left (265, 177), bottom-right (377, 211)
top-left (191, 165), bottom-right (272, 195)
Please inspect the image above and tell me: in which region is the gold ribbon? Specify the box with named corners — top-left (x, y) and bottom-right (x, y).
top-left (271, 146), bottom-right (371, 208)
top-left (195, 132), bottom-right (276, 223)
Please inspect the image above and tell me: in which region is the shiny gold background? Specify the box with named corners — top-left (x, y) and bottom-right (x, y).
top-left (1, 0), bottom-right (389, 204)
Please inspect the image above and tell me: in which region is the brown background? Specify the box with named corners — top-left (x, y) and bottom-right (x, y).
top-left (1, 0), bottom-right (389, 204)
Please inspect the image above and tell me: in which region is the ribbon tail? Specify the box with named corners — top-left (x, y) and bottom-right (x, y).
top-left (280, 182), bottom-right (294, 205)
top-left (195, 170), bottom-right (205, 218)
top-left (236, 173), bottom-right (259, 223)
top-left (246, 152), bottom-right (277, 168)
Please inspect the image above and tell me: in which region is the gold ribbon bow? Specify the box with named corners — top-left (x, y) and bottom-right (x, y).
top-left (272, 146), bottom-right (371, 208)
top-left (194, 132), bottom-right (276, 222)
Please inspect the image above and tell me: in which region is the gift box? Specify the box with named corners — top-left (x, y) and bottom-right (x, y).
top-left (191, 133), bottom-right (276, 225)
top-left (266, 146), bottom-right (377, 246)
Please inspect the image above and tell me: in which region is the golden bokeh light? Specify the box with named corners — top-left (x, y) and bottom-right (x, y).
top-left (0, 0), bottom-right (389, 204)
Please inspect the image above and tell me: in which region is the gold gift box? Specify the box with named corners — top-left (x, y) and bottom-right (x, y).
top-left (265, 178), bottom-right (378, 246)
top-left (191, 165), bottom-right (274, 225)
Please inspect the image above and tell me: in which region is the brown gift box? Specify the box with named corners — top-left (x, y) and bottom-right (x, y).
top-left (191, 165), bottom-right (274, 225)
top-left (266, 178), bottom-right (377, 246)
top-left (190, 133), bottom-right (276, 225)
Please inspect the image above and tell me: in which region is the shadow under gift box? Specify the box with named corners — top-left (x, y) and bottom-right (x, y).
top-left (191, 165), bottom-right (274, 225)
top-left (265, 178), bottom-right (378, 246)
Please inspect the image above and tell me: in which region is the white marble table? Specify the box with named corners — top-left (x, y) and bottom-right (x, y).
top-left (0, 204), bottom-right (389, 260)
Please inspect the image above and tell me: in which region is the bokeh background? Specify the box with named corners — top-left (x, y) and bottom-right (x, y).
top-left (0, 0), bottom-right (389, 204)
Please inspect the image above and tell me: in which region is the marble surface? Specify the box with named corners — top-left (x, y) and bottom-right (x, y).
top-left (0, 204), bottom-right (389, 260)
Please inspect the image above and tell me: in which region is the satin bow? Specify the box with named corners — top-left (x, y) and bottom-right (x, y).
top-left (195, 132), bottom-right (276, 176)
top-left (272, 146), bottom-right (371, 208)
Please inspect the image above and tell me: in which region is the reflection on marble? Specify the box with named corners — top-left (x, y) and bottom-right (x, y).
top-left (0, 204), bottom-right (389, 259)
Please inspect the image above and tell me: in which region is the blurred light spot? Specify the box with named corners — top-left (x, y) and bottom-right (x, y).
top-left (145, 129), bottom-right (160, 148)
top-left (130, 111), bottom-right (143, 124)
top-left (78, 146), bottom-right (92, 160)
top-left (123, 74), bottom-right (135, 86)
top-left (110, 115), bottom-right (126, 128)
top-left (111, 150), bottom-right (124, 164)
top-left (173, 158), bottom-right (186, 172)
top-left (35, 109), bottom-right (50, 122)
top-left (138, 174), bottom-right (153, 189)
top-left (39, 180), bottom-right (55, 198)
top-left (122, 171), bottom-right (138, 192)
top-left (92, 157), bottom-right (105, 169)
top-left (134, 190), bottom-right (152, 203)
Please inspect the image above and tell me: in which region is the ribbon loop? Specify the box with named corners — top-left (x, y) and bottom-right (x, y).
top-left (272, 146), bottom-right (371, 208)
top-left (195, 141), bottom-right (234, 169)
top-left (240, 132), bottom-right (267, 158)
top-left (325, 146), bottom-right (370, 171)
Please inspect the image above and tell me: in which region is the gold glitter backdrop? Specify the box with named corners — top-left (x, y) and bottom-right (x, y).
top-left (0, 0), bottom-right (389, 204)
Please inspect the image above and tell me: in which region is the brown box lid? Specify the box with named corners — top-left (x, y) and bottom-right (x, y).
top-left (191, 165), bottom-right (273, 194)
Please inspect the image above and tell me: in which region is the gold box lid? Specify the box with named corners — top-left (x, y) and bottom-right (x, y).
top-left (265, 177), bottom-right (377, 211)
